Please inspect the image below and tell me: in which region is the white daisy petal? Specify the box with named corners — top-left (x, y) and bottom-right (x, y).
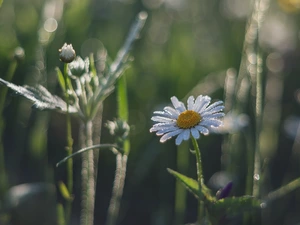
top-left (151, 116), bottom-right (175, 123)
top-left (187, 96), bottom-right (195, 110)
top-left (194, 96), bottom-right (211, 113)
top-left (191, 128), bottom-right (200, 139)
top-left (175, 132), bottom-right (185, 145)
top-left (200, 120), bottom-right (223, 127)
top-left (183, 129), bottom-right (191, 140)
top-left (171, 96), bottom-right (186, 112)
top-left (202, 113), bottom-right (225, 120)
top-left (193, 95), bottom-right (202, 111)
top-left (150, 124), bottom-right (172, 132)
top-left (156, 126), bottom-right (178, 135)
top-left (151, 122), bottom-right (174, 128)
top-left (150, 122), bottom-right (176, 131)
top-left (160, 129), bottom-right (183, 143)
top-left (204, 101), bottom-right (224, 112)
top-left (153, 111), bottom-right (176, 119)
top-left (163, 106), bottom-right (180, 118)
top-left (195, 125), bottom-right (209, 135)
top-left (153, 110), bottom-right (164, 114)
top-left (201, 105), bottom-right (224, 116)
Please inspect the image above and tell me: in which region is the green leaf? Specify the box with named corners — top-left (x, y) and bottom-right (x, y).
top-left (167, 168), bottom-right (199, 198)
top-left (117, 75), bottom-right (130, 155)
top-left (167, 168), bottom-right (214, 202)
top-left (210, 196), bottom-right (261, 216)
top-left (117, 75), bottom-right (129, 121)
top-left (58, 181), bottom-right (72, 201)
top-left (0, 78), bottom-right (77, 113)
top-left (0, 0), bottom-right (3, 8)
top-left (89, 54), bottom-right (97, 77)
top-left (56, 67), bottom-right (66, 92)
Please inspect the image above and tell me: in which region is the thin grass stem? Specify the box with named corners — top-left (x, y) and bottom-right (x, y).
top-left (57, 203), bottom-right (66, 225)
top-left (253, 0), bottom-right (265, 199)
top-left (56, 144), bottom-right (120, 167)
top-left (174, 142), bottom-right (189, 225)
top-left (0, 59), bottom-right (18, 196)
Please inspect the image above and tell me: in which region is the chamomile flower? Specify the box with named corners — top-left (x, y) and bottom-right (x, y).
top-left (150, 95), bottom-right (224, 145)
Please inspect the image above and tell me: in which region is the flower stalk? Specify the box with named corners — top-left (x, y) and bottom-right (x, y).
top-left (63, 63), bottom-right (74, 222)
top-left (191, 136), bottom-right (205, 223)
top-left (106, 76), bottom-right (130, 225)
top-left (80, 120), bottom-right (95, 225)
top-left (106, 153), bottom-right (128, 225)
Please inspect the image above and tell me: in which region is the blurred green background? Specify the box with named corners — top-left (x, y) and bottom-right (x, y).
top-left (1, 0), bottom-right (300, 224)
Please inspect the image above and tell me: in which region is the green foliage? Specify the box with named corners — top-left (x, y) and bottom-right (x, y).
top-left (1, 0), bottom-right (300, 224)
top-left (58, 181), bottom-right (72, 201)
top-left (55, 67), bottom-right (66, 92)
top-left (209, 196), bottom-right (261, 216)
top-left (0, 78), bottom-right (77, 113)
top-left (167, 168), bottom-right (215, 202)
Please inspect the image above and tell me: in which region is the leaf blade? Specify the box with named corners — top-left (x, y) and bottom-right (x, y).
top-left (167, 168), bottom-right (200, 199)
top-left (0, 78), bottom-right (77, 113)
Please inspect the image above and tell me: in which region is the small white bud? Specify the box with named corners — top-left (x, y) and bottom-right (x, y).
top-left (68, 56), bottom-right (86, 77)
top-left (59, 43), bottom-right (76, 63)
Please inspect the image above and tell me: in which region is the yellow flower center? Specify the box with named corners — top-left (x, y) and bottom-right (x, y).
top-left (176, 110), bottom-right (201, 129)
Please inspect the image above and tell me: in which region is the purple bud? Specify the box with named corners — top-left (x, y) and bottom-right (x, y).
top-left (216, 181), bottom-right (233, 199)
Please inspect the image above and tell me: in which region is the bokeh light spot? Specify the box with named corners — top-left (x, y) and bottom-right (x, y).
top-left (44, 18), bottom-right (58, 33)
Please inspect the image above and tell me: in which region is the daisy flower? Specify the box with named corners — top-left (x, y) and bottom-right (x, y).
top-left (150, 95), bottom-right (225, 145)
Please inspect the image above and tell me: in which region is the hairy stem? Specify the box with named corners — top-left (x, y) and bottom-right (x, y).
top-left (106, 154), bottom-right (128, 225)
top-left (191, 137), bottom-right (205, 223)
top-left (106, 64), bottom-right (131, 225)
top-left (63, 63), bottom-right (74, 222)
top-left (80, 120), bottom-right (95, 225)
top-left (253, 0), bottom-right (267, 199)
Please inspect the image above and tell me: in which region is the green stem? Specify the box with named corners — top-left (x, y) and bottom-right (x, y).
top-left (0, 60), bottom-right (17, 197)
top-left (191, 137), bottom-right (205, 223)
top-left (90, 12), bottom-right (148, 119)
top-left (57, 203), bottom-right (66, 225)
top-left (105, 67), bottom-right (130, 225)
top-left (63, 63), bottom-right (74, 222)
top-left (105, 154), bottom-right (128, 225)
top-left (253, 0), bottom-right (264, 198)
top-left (174, 142), bottom-right (189, 225)
top-left (80, 120), bottom-right (95, 225)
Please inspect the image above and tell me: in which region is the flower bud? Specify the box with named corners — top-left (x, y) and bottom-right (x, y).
top-left (216, 181), bottom-right (233, 200)
top-left (106, 119), bottom-right (130, 140)
top-left (68, 56), bottom-right (86, 77)
top-left (13, 47), bottom-right (25, 62)
top-left (59, 43), bottom-right (76, 63)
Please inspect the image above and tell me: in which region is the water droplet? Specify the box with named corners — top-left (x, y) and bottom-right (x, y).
top-left (253, 174), bottom-right (260, 180)
top-left (260, 202), bottom-right (267, 209)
